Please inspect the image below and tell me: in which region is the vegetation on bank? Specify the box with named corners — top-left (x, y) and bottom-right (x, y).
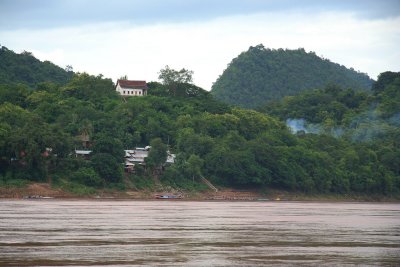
top-left (0, 47), bottom-right (399, 198)
top-left (211, 44), bottom-right (373, 108)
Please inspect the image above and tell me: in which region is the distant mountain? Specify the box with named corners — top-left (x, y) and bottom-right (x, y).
top-left (0, 46), bottom-right (73, 87)
top-left (211, 45), bottom-right (374, 109)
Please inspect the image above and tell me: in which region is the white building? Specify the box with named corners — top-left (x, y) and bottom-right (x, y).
top-left (75, 150), bottom-right (92, 159)
top-left (115, 80), bottom-right (148, 96)
top-left (124, 147), bottom-right (176, 172)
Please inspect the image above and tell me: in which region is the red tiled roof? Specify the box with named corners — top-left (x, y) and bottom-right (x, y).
top-left (117, 80), bottom-right (148, 89)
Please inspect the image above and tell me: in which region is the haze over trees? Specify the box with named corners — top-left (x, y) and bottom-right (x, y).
top-left (211, 44), bottom-right (374, 109)
top-left (0, 47), bottom-right (399, 197)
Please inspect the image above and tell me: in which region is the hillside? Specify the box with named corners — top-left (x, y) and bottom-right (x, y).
top-left (0, 50), bottom-right (399, 198)
top-left (0, 46), bottom-right (73, 87)
top-left (259, 76), bottom-right (400, 143)
top-left (211, 45), bottom-right (374, 108)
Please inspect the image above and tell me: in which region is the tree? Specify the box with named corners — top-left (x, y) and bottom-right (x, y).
top-left (372, 71), bottom-right (400, 95)
top-left (92, 134), bottom-right (124, 160)
top-left (91, 153), bottom-right (122, 183)
top-left (0, 46), bottom-right (72, 86)
top-left (65, 65), bottom-right (73, 72)
top-left (158, 65), bottom-right (194, 96)
top-left (211, 45), bottom-right (373, 108)
top-left (61, 73), bottom-right (115, 101)
top-left (146, 138), bottom-right (167, 171)
top-left (0, 84), bottom-right (30, 107)
top-left (71, 167), bottom-right (103, 187)
top-left (377, 77), bottom-right (400, 117)
top-left (158, 65), bottom-right (193, 85)
top-left (186, 154), bottom-right (204, 182)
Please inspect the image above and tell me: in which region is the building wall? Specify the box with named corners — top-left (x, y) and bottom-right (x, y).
top-left (116, 84), bottom-right (146, 96)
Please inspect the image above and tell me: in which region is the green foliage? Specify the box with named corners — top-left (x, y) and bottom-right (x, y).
top-left (156, 66), bottom-right (212, 99)
top-left (0, 46), bottom-right (73, 87)
top-left (161, 165), bottom-right (208, 191)
top-left (0, 47), bottom-right (398, 197)
top-left (158, 65), bottom-right (193, 85)
top-left (260, 84), bottom-right (369, 126)
top-left (0, 84), bottom-right (31, 107)
top-left (61, 73), bottom-right (116, 102)
top-left (92, 135), bottom-right (124, 160)
top-left (185, 154), bottom-right (204, 179)
top-left (71, 167), bottom-right (103, 187)
top-left (91, 153), bottom-right (123, 183)
top-left (58, 179), bottom-right (97, 196)
top-left (211, 45), bottom-right (373, 108)
top-left (147, 138), bottom-right (167, 166)
top-left (0, 177), bottom-right (29, 188)
top-left (256, 74), bottom-right (400, 194)
top-left (376, 77), bottom-right (400, 118)
top-left (128, 175), bottom-right (156, 190)
top-left (372, 71), bottom-right (400, 95)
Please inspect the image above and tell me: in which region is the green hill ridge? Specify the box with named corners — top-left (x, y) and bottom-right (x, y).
top-left (0, 46), bottom-right (399, 198)
top-left (211, 44), bottom-right (374, 109)
top-left (0, 46), bottom-right (73, 87)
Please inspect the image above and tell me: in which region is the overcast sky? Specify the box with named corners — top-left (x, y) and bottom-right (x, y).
top-left (1, 0), bottom-right (399, 90)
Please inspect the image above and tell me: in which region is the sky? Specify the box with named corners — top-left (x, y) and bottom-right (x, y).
top-left (1, 0), bottom-right (399, 90)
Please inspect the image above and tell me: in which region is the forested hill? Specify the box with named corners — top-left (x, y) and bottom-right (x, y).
top-left (1, 67), bottom-right (399, 197)
top-left (0, 46), bottom-right (73, 87)
top-left (211, 45), bottom-right (374, 109)
top-left (0, 46), bottom-right (398, 198)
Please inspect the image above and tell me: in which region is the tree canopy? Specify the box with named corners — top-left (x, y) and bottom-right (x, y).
top-left (157, 66), bottom-right (196, 97)
top-left (0, 46), bottom-right (73, 87)
top-left (211, 45), bottom-right (374, 109)
top-left (0, 49), bottom-right (398, 197)
top-left (158, 65), bottom-right (193, 85)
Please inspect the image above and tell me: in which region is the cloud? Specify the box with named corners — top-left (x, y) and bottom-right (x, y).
top-left (1, 11), bottom-right (399, 90)
top-left (1, 0), bottom-right (399, 30)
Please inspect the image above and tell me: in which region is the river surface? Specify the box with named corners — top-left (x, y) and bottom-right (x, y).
top-left (0, 200), bottom-right (399, 266)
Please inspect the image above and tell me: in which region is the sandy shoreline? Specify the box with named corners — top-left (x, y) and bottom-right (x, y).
top-left (1, 183), bottom-right (399, 202)
top-left (2, 194), bottom-right (399, 203)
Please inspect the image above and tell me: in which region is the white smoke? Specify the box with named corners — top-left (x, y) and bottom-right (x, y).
top-left (286, 112), bottom-right (400, 142)
top-left (286, 118), bottom-right (320, 134)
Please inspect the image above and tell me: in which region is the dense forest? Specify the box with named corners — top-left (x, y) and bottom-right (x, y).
top-left (211, 44), bottom-right (374, 108)
top-left (259, 72), bottom-right (400, 139)
top-left (0, 46), bottom-right (73, 87)
top-left (0, 49), bottom-right (399, 197)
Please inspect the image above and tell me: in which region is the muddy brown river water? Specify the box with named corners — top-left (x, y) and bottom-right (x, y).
top-left (0, 200), bottom-right (399, 266)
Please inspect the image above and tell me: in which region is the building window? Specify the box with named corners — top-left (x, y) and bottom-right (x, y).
top-left (123, 90), bottom-right (125, 94)
top-left (139, 91), bottom-right (142, 95)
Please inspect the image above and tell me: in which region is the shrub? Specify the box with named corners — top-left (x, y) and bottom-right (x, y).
top-left (71, 167), bottom-right (104, 187)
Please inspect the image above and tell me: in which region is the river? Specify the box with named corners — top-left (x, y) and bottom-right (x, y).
top-left (0, 200), bottom-right (399, 266)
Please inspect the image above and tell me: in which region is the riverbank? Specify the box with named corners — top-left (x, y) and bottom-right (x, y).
top-left (1, 182), bottom-right (399, 202)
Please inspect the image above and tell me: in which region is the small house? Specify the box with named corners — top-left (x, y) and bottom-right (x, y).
top-left (124, 146), bottom-right (175, 173)
top-left (75, 150), bottom-right (92, 159)
top-left (116, 80), bottom-right (148, 96)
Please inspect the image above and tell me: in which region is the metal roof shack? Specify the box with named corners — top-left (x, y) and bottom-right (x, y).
top-left (124, 147), bottom-right (175, 169)
top-left (75, 150), bottom-right (92, 159)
